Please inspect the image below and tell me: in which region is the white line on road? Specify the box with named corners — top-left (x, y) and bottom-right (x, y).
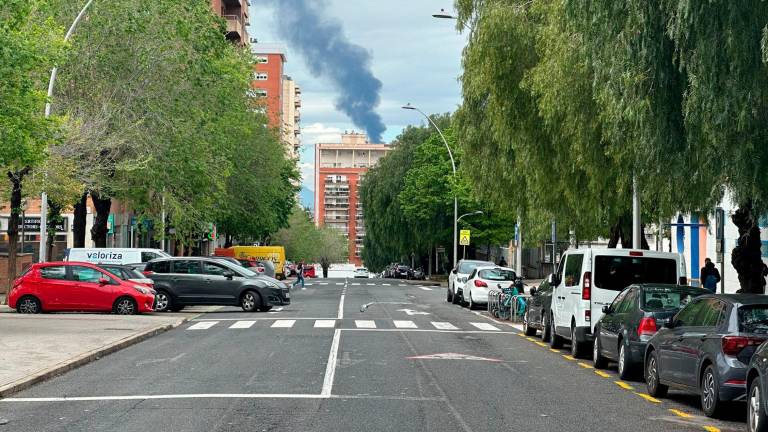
top-left (0, 393), bottom-right (446, 403)
top-left (192, 317), bottom-right (334, 321)
top-left (337, 285), bottom-right (346, 320)
top-left (354, 320), bottom-right (377, 329)
top-left (335, 283), bottom-right (344, 285)
top-left (229, 321), bottom-right (256, 329)
top-left (187, 321), bottom-right (218, 330)
top-left (431, 322), bottom-right (459, 330)
top-left (382, 283), bottom-right (391, 286)
top-left (271, 320), bottom-right (296, 328)
top-left (366, 283), bottom-right (375, 286)
top-left (314, 320), bottom-right (336, 328)
top-left (419, 287), bottom-right (432, 291)
top-left (341, 328), bottom-right (517, 334)
top-left (320, 283), bottom-right (329, 285)
top-left (321, 329), bottom-right (342, 396)
top-left (305, 283), bottom-right (313, 286)
top-left (351, 283), bottom-right (360, 286)
top-left (469, 322), bottom-right (500, 331)
top-left (393, 320), bottom-right (418, 329)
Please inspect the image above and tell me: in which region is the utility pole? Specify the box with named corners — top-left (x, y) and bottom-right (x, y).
top-left (632, 175), bottom-right (641, 249)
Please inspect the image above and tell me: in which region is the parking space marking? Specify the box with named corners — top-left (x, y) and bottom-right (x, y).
top-left (469, 322), bottom-right (500, 331)
top-left (594, 370), bottom-right (611, 378)
top-left (534, 341), bottom-right (548, 347)
top-left (668, 409), bottom-right (692, 418)
top-left (393, 320), bottom-right (418, 329)
top-left (549, 349), bottom-right (560, 353)
top-left (703, 427), bottom-right (720, 432)
top-left (431, 322), bottom-right (459, 330)
top-left (577, 362), bottom-right (594, 369)
top-left (419, 287), bottom-right (433, 291)
top-left (229, 321), bottom-right (256, 329)
top-left (355, 320), bottom-right (377, 329)
top-left (633, 392), bottom-right (661, 403)
top-left (562, 355), bottom-right (576, 361)
top-left (314, 320), bottom-right (336, 328)
top-left (615, 381), bottom-right (634, 390)
top-left (187, 321), bottom-right (218, 330)
top-left (271, 320), bottom-right (296, 328)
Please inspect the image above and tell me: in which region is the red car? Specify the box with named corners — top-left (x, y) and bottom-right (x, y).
top-left (8, 261), bottom-right (156, 315)
top-left (303, 264), bottom-right (316, 278)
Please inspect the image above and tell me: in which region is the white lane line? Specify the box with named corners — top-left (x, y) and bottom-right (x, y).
top-left (271, 320), bottom-right (296, 328)
top-left (314, 320), bottom-right (336, 328)
top-left (305, 283), bottom-right (313, 286)
top-left (354, 320), bottom-right (377, 329)
top-left (229, 321), bottom-right (256, 329)
top-left (352, 283), bottom-right (360, 286)
top-left (321, 329), bottom-right (342, 396)
top-left (1, 393), bottom-right (446, 403)
top-left (393, 320), bottom-right (418, 329)
top-left (382, 283), bottom-right (391, 286)
top-left (187, 321), bottom-right (218, 330)
top-left (366, 283), bottom-right (375, 286)
top-left (470, 322), bottom-right (500, 331)
top-left (342, 328), bottom-right (518, 334)
top-left (399, 284), bottom-right (407, 287)
top-left (337, 287), bottom-right (346, 320)
top-left (192, 317), bottom-right (333, 321)
top-left (419, 287), bottom-right (432, 291)
top-left (320, 283), bottom-right (329, 286)
top-left (431, 322), bottom-right (459, 330)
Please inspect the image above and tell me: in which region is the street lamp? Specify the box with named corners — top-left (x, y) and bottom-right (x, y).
top-left (39, 0), bottom-right (95, 262)
top-left (402, 103), bottom-right (459, 268)
top-left (457, 210), bottom-right (483, 222)
top-left (432, 8), bottom-right (473, 31)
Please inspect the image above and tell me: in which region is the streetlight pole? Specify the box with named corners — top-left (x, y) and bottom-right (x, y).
top-left (402, 104), bottom-right (459, 268)
top-left (39, 0), bottom-right (95, 262)
top-left (632, 174), bottom-right (641, 249)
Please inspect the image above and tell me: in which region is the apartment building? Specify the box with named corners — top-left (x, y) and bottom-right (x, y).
top-left (314, 133), bottom-right (392, 265)
top-left (281, 76), bottom-right (301, 159)
top-left (210, 0), bottom-right (250, 46)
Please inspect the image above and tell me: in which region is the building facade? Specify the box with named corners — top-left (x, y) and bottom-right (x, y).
top-left (210, 0), bottom-right (250, 46)
top-left (252, 44), bottom-right (286, 131)
top-left (281, 76), bottom-right (301, 159)
top-left (314, 133), bottom-right (392, 265)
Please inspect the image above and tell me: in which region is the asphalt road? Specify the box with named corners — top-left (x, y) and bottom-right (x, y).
top-left (0, 278), bottom-right (748, 431)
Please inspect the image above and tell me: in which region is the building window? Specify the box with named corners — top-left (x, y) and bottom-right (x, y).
top-left (247, 89), bottom-right (267, 98)
top-left (254, 72), bottom-right (268, 81)
top-left (255, 56), bottom-right (268, 64)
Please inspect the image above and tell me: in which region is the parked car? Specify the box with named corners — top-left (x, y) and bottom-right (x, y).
top-left (354, 267), bottom-right (370, 278)
top-left (127, 262), bottom-right (148, 273)
top-left (447, 259), bottom-right (494, 305)
top-left (593, 284), bottom-right (706, 379)
top-left (464, 266), bottom-right (518, 310)
top-left (237, 259), bottom-right (277, 278)
top-left (8, 261), bottom-right (155, 315)
top-left (96, 263), bottom-right (156, 290)
top-left (65, 248), bottom-right (170, 265)
top-left (144, 257), bottom-right (290, 313)
top-left (303, 264), bottom-right (317, 278)
top-left (548, 248), bottom-right (686, 358)
top-left (412, 268), bottom-right (425, 280)
top-left (645, 294), bottom-right (768, 417)
top-left (394, 265), bottom-right (412, 279)
top-left (747, 339), bottom-right (768, 432)
top-left (524, 277), bottom-right (555, 340)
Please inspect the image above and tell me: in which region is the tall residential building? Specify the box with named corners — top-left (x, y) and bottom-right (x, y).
top-left (314, 133), bottom-right (392, 265)
top-left (281, 76), bottom-right (301, 159)
top-left (210, 0), bottom-right (250, 46)
top-left (252, 44), bottom-right (286, 131)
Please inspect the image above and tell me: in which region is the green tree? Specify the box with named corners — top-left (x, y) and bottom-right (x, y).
top-left (273, 208), bottom-right (347, 276)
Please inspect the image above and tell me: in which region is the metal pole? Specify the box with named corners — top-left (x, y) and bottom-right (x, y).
top-left (632, 174), bottom-right (641, 249)
top-left (161, 192), bottom-right (166, 253)
top-left (40, 0), bottom-right (96, 263)
top-left (516, 215), bottom-right (522, 276)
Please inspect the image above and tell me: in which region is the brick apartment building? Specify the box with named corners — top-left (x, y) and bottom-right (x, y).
top-left (210, 0), bottom-right (250, 46)
top-left (314, 133), bottom-right (391, 265)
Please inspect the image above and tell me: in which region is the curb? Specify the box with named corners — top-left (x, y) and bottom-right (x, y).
top-left (0, 316), bottom-right (193, 399)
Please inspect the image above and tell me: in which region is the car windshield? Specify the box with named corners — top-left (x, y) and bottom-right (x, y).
top-left (478, 269), bottom-right (516, 281)
top-left (458, 261), bottom-right (492, 274)
top-left (641, 287), bottom-right (701, 311)
top-left (739, 306), bottom-right (768, 334)
top-left (594, 256), bottom-right (677, 291)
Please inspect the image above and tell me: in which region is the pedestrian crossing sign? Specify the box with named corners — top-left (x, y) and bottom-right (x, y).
top-left (460, 230), bottom-right (471, 246)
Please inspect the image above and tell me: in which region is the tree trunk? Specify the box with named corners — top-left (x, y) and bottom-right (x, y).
top-left (72, 192), bottom-right (88, 247)
top-left (6, 168), bottom-right (29, 297)
top-left (731, 202), bottom-right (765, 294)
top-left (46, 200), bottom-right (63, 261)
top-left (90, 192), bottom-right (112, 248)
top-left (224, 234), bottom-right (233, 248)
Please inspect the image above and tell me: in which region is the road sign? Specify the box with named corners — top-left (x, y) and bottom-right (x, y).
top-left (459, 229), bottom-right (470, 246)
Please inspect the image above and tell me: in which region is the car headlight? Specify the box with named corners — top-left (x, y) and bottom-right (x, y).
top-left (133, 285), bottom-right (150, 295)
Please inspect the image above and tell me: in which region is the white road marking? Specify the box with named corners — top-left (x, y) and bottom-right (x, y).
top-left (187, 321), bottom-right (218, 330)
top-left (383, 283), bottom-right (391, 286)
top-left (352, 283), bottom-right (361, 286)
top-left (366, 283), bottom-right (375, 286)
top-left (320, 283), bottom-right (329, 285)
top-left (399, 284), bottom-right (407, 287)
top-left (337, 286), bottom-right (346, 320)
top-left (305, 283), bottom-right (313, 286)
top-left (407, 353), bottom-right (502, 362)
top-left (431, 322), bottom-right (459, 330)
top-left (229, 321), bottom-right (256, 329)
top-left (419, 287), bottom-right (432, 291)
top-left (1, 394), bottom-right (446, 403)
top-left (469, 322), bottom-right (500, 331)
top-left (321, 329), bottom-right (342, 396)
top-left (342, 328), bottom-right (517, 335)
top-left (393, 320), bottom-right (418, 329)
top-left (314, 320), bottom-right (336, 328)
top-left (354, 320), bottom-right (377, 329)
top-left (271, 320), bottom-right (296, 328)
top-left (396, 308), bottom-right (430, 316)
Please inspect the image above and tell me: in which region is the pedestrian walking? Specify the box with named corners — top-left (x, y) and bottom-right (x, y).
top-left (293, 261), bottom-right (305, 289)
top-left (700, 258), bottom-right (721, 293)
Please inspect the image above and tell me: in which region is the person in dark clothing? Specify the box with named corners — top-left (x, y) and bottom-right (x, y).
top-left (498, 256), bottom-right (507, 267)
top-left (293, 261), bottom-right (305, 289)
top-left (700, 258), bottom-right (721, 292)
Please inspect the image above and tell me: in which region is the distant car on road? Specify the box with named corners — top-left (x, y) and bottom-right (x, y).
top-left (9, 261), bottom-right (155, 315)
top-left (645, 294), bottom-right (768, 417)
top-left (593, 284), bottom-right (705, 379)
top-left (394, 265), bottom-right (412, 279)
top-left (144, 257), bottom-right (290, 313)
top-left (354, 267), bottom-right (370, 278)
top-left (524, 277), bottom-right (555, 341)
top-left (303, 264), bottom-right (317, 278)
top-left (411, 268), bottom-right (425, 280)
top-left (447, 259), bottom-right (494, 305)
top-left (464, 266), bottom-right (517, 310)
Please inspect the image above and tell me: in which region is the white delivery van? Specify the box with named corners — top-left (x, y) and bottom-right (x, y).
top-left (548, 248), bottom-right (687, 358)
top-left (65, 248), bottom-right (171, 265)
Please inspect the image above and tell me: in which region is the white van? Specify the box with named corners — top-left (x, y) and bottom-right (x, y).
top-left (548, 248), bottom-right (686, 357)
top-left (65, 248), bottom-right (171, 265)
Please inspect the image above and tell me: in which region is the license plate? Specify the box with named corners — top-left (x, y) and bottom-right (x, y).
top-left (284, 292), bottom-right (290, 298)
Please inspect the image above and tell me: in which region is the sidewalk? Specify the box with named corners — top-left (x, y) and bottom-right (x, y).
top-left (0, 301), bottom-right (213, 397)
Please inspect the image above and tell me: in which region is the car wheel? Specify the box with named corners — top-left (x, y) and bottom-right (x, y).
top-left (154, 290), bottom-right (172, 312)
top-left (593, 329), bottom-right (608, 369)
top-left (618, 342), bottom-right (632, 380)
top-left (523, 311), bottom-right (537, 336)
top-left (541, 313), bottom-right (551, 343)
top-left (468, 293), bottom-right (476, 310)
top-left (549, 313), bottom-right (563, 349)
top-left (241, 290), bottom-right (260, 312)
top-left (570, 326), bottom-right (586, 358)
top-left (113, 297), bottom-right (137, 315)
top-left (749, 378), bottom-right (768, 432)
top-left (16, 295), bottom-right (41, 314)
top-left (447, 288), bottom-right (453, 303)
top-left (645, 350), bottom-right (668, 398)
top-left (701, 365), bottom-right (722, 417)
top-left (451, 288), bottom-right (461, 305)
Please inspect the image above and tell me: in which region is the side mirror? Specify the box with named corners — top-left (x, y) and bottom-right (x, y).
top-left (663, 317), bottom-right (675, 329)
top-left (223, 271), bottom-right (235, 279)
top-left (547, 273), bottom-right (560, 286)
top-left (452, 269), bottom-right (458, 274)
top-left (529, 287), bottom-right (537, 296)
top-left (98, 277), bottom-right (109, 285)
top-left (601, 305), bottom-right (611, 314)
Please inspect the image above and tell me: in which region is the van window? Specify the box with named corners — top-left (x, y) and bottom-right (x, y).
top-left (564, 254), bottom-right (584, 287)
top-left (142, 252), bottom-right (160, 262)
top-left (594, 256), bottom-right (677, 292)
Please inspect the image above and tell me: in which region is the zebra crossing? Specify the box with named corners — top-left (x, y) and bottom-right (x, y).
top-left (299, 281), bottom-right (434, 290)
top-left (186, 319), bottom-right (504, 332)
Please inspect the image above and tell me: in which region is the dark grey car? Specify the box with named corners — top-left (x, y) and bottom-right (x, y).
top-left (645, 294), bottom-right (768, 417)
top-left (593, 284), bottom-right (706, 379)
top-left (145, 257), bottom-right (290, 313)
top-left (747, 339), bottom-right (768, 432)
top-left (523, 277), bottom-right (554, 341)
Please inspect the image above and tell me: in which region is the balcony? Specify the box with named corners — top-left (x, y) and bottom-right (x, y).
top-left (223, 15), bottom-right (246, 43)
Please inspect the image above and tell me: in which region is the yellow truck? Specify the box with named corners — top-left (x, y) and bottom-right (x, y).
top-left (215, 246), bottom-right (286, 280)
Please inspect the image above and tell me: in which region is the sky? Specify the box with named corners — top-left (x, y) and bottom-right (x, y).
top-left (248, 1), bottom-right (467, 205)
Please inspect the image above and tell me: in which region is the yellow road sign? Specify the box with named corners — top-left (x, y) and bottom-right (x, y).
top-left (459, 229), bottom-right (471, 246)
